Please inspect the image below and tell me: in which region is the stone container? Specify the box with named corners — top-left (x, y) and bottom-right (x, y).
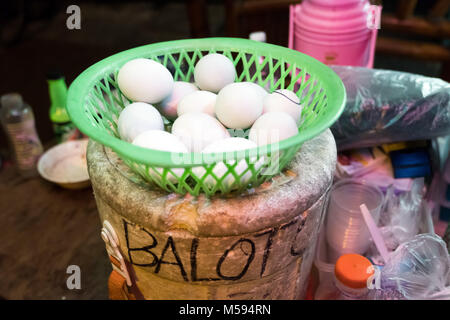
top-left (87, 130), bottom-right (336, 299)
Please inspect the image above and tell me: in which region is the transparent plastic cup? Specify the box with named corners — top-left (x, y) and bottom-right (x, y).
top-left (326, 179), bottom-right (384, 262)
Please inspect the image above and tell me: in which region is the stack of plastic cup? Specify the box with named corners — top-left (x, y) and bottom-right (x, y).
top-left (325, 179), bottom-right (384, 263)
top-left (288, 0), bottom-right (379, 68)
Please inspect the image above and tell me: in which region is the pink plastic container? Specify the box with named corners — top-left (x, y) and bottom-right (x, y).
top-left (289, 0), bottom-right (380, 68)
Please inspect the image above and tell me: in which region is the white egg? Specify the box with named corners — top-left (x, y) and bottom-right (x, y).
top-left (171, 112), bottom-right (230, 152)
top-left (118, 102), bottom-right (164, 142)
top-left (193, 137), bottom-right (262, 189)
top-left (132, 130), bottom-right (188, 183)
top-left (263, 89), bottom-right (302, 123)
top-left (177, 90), bottom-right (217, 117)
top-left (242, 81), bottom-right (269, 99)
top-left (117, 58), bottom-right (174, 104)
top-left (194, 53), bottom-right (236, 93)
top-left (249, 112), bottom-right (298, 146)
top-left (158, 81), bottom-right (198, 120)
top-left (215, 82), bottom-right (264, 129)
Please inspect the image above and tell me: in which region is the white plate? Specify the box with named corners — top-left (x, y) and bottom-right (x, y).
top-left (38, 139), bottom-right (90, 189)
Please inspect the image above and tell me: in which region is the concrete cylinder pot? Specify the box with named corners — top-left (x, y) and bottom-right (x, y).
top-left (87, 129), bottom-right (337, 300)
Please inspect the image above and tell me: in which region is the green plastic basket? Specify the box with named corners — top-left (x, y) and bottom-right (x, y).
top-left (67, 38), bottom-right (345, 196)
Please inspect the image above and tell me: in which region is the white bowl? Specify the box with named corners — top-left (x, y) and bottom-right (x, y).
top-left (38, 139), bottom-right (90, 189)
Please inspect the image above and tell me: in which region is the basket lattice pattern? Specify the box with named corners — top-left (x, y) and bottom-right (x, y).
top-left (67, 38), bottom-right (345, 196)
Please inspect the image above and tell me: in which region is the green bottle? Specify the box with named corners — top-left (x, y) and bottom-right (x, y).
top-left (47, 71), bottom-right (78, 142)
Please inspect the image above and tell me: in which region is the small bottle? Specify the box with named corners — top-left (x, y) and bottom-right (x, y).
top-left (0, 93), bottom-right (43, 177)
top-left (47, 71), bottom-right (79, 142)
top-left (315, 254), bottom-right (375, 300)
top-left (249, 31), bottom-right (272, 90)
top-left (249, 31), bottom-right (267, 67)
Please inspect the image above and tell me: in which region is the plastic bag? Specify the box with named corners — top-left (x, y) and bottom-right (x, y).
top-left (380, 233), bottom-right (450, 300)
top-left (330, 66), bottom-right (450, 151)
top-left (365, 179), bottom-right (425, 265)
top-left (380, 179), bottom-right (425, 248)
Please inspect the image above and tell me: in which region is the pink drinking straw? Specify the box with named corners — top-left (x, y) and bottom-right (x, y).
top-left (360, 203), bottom-right (390, 263)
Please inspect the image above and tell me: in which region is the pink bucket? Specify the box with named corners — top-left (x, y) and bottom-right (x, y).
top-left (289, 0), bottom-right (380, 68)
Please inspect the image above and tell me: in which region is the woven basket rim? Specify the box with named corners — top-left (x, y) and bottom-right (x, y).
top-left (67, 37), bottom-right (346, 167)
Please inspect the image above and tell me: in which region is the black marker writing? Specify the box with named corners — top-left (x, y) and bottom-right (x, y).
top-left (190, 238), bottom-right (220, 281)
top-left (124, 220), bottom-right (158, 267)
top-left (217, 238), bottom-right (255, 281)
top-left (290, 218), bottom-right (306, 256)
top-left (255, 227), bottom-right (279, 278)
top-left (155, 236), bottom-right (189, 282)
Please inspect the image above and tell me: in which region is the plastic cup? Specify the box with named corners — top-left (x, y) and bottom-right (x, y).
top-left (325, 179), bottom-right (384, 262)
top-left (288, 1), bottom-right (379, 68)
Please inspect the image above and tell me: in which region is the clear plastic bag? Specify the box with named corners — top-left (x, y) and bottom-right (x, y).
top-left (379, 179), bottom-right (425, 249)
top-left (330, 66), bottom-right (450, 150)
top-left (366, 178), bottom-right (426, 267)
top-left (379, 233), bottom-right (450, 300)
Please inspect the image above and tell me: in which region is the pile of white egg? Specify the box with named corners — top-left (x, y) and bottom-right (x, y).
top-left (116, 53), bottom-right (303, 185)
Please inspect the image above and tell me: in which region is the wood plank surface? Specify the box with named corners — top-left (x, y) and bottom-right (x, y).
top-left (0, 164), bottom-right (110, 300)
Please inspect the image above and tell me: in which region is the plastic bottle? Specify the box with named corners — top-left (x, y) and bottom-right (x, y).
top-left (0, 93), bottom-right (43, 177)
top-left (315, 253), bottom-right (375, 300)
top-left (249, 31), bottom-right (273, 90)
top-left (249, 31), bottom-right (267, 70)
top-left (47, 71), bottom-right (79, 142)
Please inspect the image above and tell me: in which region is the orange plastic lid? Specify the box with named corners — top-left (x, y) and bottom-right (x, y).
top-left (334, 254), bottom-right (374, 289)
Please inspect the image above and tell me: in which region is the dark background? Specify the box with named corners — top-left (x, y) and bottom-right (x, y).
top-left (0, 0), bottom-right (448, 300)
top-left (0, 0), bottom-right (449, 148)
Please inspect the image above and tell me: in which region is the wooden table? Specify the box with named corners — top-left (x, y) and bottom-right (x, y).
top-left (0, 164), bottom-right (110, 300)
